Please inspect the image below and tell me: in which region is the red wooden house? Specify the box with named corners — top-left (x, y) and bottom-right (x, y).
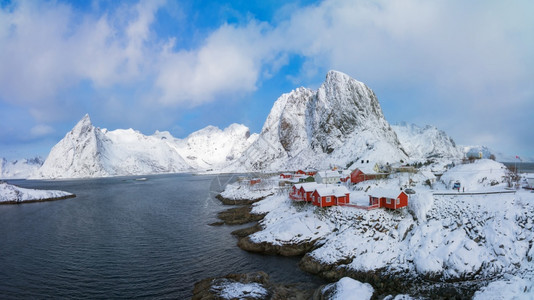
top-left (368, 189), bottom-right (408, 210)
top-left (250, 178), bottom-right (261, 185)
top-left (312, 186), bottom-right (351, 207)
top-left (280, 173), bottom-right (293, 179)
top-left (350, 164), bottom-right (387, 184)
top-left (296, 169), bottom-right (317, 176)
top-left (289, 183), bottom-right (318, 202)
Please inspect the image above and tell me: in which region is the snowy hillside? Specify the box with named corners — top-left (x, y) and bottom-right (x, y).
top-left (392, 123), bottom-right (463, 162)
top-left (227, 71), bottom-right (408, 172)
top-left (32, 115), bottom-right (256, 179)
top-left (440, 159), bottom-right (510, 191)
top-left (0, 157), bottom-right (43, 179)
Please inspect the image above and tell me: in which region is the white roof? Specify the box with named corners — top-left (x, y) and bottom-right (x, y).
top-left (316, 170), bottom-right (341, 178)
top-left (368, 188), bottom-right (404, 199)
top-left (293, 182), bottom-right (319, 192)
top-left (315, 185), bottom-right (350, 197)
top-left (351, 163), bottom-right (378, 174)
top-left (340, 170), bottom-right (352, 176)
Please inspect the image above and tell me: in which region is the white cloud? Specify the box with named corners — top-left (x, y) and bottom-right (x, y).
top-left (30, 124), bottom-right (54, 137)
top-left (154, 21), bottom-right (282, 106)
top-left (0, 0), bottom-right (164, 109)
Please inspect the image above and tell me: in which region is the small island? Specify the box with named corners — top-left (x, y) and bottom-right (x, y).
top-left (0, 181), bottom-right (76, 204)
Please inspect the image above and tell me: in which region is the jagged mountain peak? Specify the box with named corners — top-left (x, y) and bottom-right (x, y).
top-left (70, 113), bottom-right (95, 136)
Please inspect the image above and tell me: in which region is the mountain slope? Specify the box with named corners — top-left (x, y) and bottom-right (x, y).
top-left (228, 71), bottom-right (408, 171)
top-left (392, 123), bottom-right (463, 162)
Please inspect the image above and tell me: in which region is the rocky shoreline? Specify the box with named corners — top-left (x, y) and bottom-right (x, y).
top-left (200, 193), bottom-right (482, 299)
top-left (0, 193), bottom-right (77, 205)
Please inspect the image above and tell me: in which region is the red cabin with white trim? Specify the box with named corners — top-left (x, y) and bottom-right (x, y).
top-left (368, 190), bottom-right (408, 210)
top-left (290, 183), bottom-right (318, 202)
top-left (312, 186), bottom-right (350, 207)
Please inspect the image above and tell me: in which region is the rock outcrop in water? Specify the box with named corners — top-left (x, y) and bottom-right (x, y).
top-left (192, 271), bottom-right (314, 300)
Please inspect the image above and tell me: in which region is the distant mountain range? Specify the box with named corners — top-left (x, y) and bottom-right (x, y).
top-left (1, 70), bottom-right (525, 179)
top-left (0, 157), bottom-right (44, 179)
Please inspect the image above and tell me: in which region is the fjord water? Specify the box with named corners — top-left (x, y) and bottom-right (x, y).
top-left (0, 174), bottom-right (323, 299)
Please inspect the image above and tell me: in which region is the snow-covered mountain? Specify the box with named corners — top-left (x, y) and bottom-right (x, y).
top-left (0, 157), bottom-right (44, 179)
top-left (31, 70), bottom-right (508, 178)
top-left (154, 124), bottom-right (258, 170)
top-left (392, 123), bottom-right (463, 162)
top-left (32, 115), bottom-right (256, 179)
top-left (227, 71), bottom-right (408, 171)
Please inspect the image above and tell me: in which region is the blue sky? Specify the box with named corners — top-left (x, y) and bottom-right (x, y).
top-left (0, 0), bottom-right (533, 161)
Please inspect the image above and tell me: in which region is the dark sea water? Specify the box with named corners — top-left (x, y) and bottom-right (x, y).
top-left (503, 162), bottom-right (534, 173)
top-left (0, 174), bottom-right (324, 299)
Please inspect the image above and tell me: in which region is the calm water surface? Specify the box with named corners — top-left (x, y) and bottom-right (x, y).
top-left (0, 174), bottom-right (324, 299)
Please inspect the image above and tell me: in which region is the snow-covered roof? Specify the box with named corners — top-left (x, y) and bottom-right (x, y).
top-left (340, 170), bottom-right (352, 176)
top-left (316, 170), bottom-right (341, 178)
top-left (315, 185), bottom-right (350, 197)
top-left (368, 188), bottom-right (404, 199)
top-left (300, 182), bottom-right (319, 192)
top-left (351, 163), bottom-right (377, 174)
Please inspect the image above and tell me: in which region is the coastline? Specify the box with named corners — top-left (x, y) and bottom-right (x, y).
top-left (208, 196), bottom-right (479, 298)
top-left (0, 193), bottom-right (77, 205)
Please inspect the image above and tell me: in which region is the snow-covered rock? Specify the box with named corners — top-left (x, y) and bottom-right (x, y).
top-left (320, 277), bottom-right (374, 300)
top-left (211, 281), bottom-right (268, 299)
top-left (473, 275), bottom-right (534, 299)
top-left (32, 115), bottom-right (256, 179)
top-left (227, 70), bottom-right (408, 172)
top-left (0, 157), bottom-right (43, 179)
top-left (0, 181), bottom-right (74, 203)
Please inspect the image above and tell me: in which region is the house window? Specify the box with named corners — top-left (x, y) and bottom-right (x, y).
top-left (396, 198), bottom-right (400, 205)
top-left (386, 198), bottom-right (391, 204)
top-left (326, 196), bottom-right (331, 203)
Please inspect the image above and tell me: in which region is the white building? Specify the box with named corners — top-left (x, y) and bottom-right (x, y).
top-left (315, 170), bottom-right (341, 184)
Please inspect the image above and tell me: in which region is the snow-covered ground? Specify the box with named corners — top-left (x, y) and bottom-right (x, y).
top-left (439, 159), bottom-right (510, 191)
top-left (0, 181), bottom-right (74, 203)
top-left (219, 179), bottom-right (277, 200)
top-left (226, 159), bottom-right (534, 297)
